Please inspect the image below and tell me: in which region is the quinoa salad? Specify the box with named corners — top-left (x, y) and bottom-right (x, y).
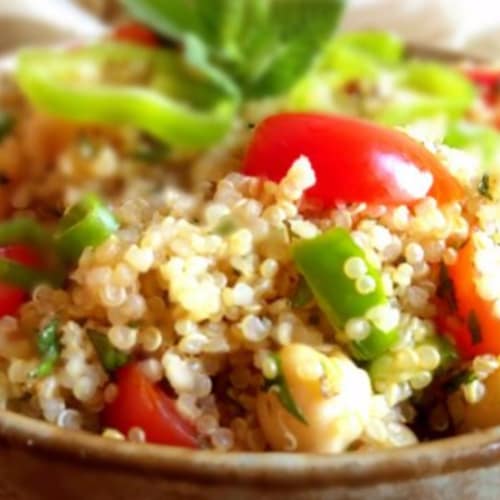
top-left (2, 1), bottom-right (500, 454)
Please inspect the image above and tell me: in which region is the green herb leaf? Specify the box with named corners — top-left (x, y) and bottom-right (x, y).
top-left (122, 0), bottom-right (346, 97)
top-left (467, 310), bottom-right (482, 345)
top-left (478, 174), bottom-right (492, 200)
top-left (436, 263), bottom-right (457, 312)
top-left (434, 336), bottom-right (459, 371)
top-left (291, 276), bottom-right (313, 308)
top-left (30, 319), bottom-right (60, 378)
top-left (87, 329), bottom-right (129, 372)
top-left (444, 369), bottom-right (477, 393)
top-left (0, 110), bottom-right (14, 142)
top-left (211, 215), bottom-right (238, 236)
top-left (133, 135), bottom-right (169, 163)
top-left (263, 353), bottom-right (307, 424)
top-left (78, 135), bottom-right (96, 159)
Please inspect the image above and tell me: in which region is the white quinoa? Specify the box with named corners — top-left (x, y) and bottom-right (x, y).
top-left (1, 60), bottom-right (499, 454)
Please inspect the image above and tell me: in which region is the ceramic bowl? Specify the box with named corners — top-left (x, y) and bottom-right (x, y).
top-left (2, 410), bottom-right (500, 499)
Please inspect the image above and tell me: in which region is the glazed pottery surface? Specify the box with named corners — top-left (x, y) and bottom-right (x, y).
top-left (1, 410), bottom-right (500, 499)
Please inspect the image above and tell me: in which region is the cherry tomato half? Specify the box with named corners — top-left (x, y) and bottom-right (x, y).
top-left (103, 363), bottom-right (198, 448)
top-left (0, 244), bottom-right (43, 318)
top-left (243, 113), bottom-right (463, 209)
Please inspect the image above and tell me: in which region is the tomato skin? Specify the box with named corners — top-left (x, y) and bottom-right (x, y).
top-left (103, 363), bottom-right (198, 448)
top-left (446, 240), bottom-right (500, 358)
top-left (464, 67), bottom-right (500, 89)
top-left (0, 244), bottom-right (43, 318)
top-left (113, 22), bottom-right (159, 47)
top-left (243, 113), bottom-right (463, 209)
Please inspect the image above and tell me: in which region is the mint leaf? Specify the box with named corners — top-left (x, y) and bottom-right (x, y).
top-left (122, 0), bottom-right (346, 97)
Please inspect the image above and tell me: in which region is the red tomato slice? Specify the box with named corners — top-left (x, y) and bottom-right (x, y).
top-left (464, 67), bottom-right (500, 108)
top-left (446, 240), bottom-right (500, 358)
top-left (243, 113), bottom-right (463, 209)
top-left (103, 363), bottom-right (198, 448)
top-left (113, 22), bottom-right (159, 47)
top-left (464, 67), bottom-right (500, 89)
top-left (0, 244), bottom-right (43, 318)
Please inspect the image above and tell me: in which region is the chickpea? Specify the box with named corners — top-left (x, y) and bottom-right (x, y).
top-left (256, 343), bottom-right (373, 453)
top-left (449, 369), bottom-right (500, 432)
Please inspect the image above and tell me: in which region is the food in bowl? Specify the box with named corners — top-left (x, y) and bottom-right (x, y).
top-left (2, 0), bottom-right (500, 454)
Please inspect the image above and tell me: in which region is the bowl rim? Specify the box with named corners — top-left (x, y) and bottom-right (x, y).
top-left (2, 409), bottom-right (500, 487)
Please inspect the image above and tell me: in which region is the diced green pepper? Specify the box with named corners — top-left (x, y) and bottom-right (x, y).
top-left (54, 193), bottom-right (119, 264)
top-left (0, 218), bottom-right (52, 250)
top-left (0, 259), bottom-right (63, 290)
top-left (292, 228), bottom-right (398, 360)
top-left (16, 43), bottom-right (239, 149)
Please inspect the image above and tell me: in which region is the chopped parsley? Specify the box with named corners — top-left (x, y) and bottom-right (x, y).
top-left (467, 311), bottom-right (482, 345)
top-left (478, 174), bottom-right (493, 200)
top-left (212, 216), bottom-right (238, 236)
top-left (291, 276), bottom-right (313, 308)
top-left (436, 263), bottom-right (457, 312)
top-left (78, 135), bottom-right (96, 159)
top-left (263, 353), bottom-right (308, 425)
top-left (444, 370), bottom-right (478, 393)
top-left (30, 319), bottom-right (60, 378)
top-left (0, 110), bottom-right (14, 142)
top-left (133, 135), bottom-right (169, 164)
top-left (87, 329), bottom-right (129, 373)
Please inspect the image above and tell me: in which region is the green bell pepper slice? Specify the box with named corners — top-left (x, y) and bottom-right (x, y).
top-left (54, 193), bottom-right (119, 264)
top-left (445, 120), bottom-right (500, 168)
top-left (0, 258), bottom-right (64, 289)
top-left (402, 61), bottom-right (475, 110)
top-left (322, 31), bottom-right (404, 69)
top-left (318, 32), bottom-right (403, 86)
top-left (0, 218), bottom-right (52, 249)
top-left (292, 228), bottom-right (398, 360)
top-left (16, 42), bottom-right (240, 149)
top-left (376, 61), bottom-right (475, 125)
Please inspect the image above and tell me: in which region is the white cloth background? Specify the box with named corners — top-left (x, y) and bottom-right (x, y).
top-left (341, 0), bottom-right (500, 58)
top-left (0, 0), bottom-right (499, 59)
